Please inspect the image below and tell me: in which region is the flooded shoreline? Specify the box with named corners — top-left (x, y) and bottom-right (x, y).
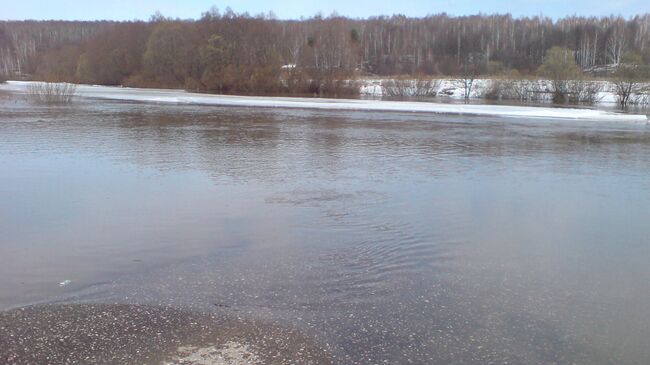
top-left (1, 92), bottom-right (650, 364)
top-left (1, 81), bottom-right (648, 122)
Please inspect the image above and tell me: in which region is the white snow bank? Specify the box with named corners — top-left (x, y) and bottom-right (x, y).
top-left (2, 81), bottom-right (647, 123)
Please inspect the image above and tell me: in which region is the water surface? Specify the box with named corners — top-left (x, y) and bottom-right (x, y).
top-left (1, 91), bottom-right (650, 364)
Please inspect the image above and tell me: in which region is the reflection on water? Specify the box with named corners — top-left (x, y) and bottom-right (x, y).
top-left (1, 92), bottom-right (650, 364)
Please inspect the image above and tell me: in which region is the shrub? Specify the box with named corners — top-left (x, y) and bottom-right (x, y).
top-left (383, 77), bottom-right (439, 97)
top-left (635, 93), bottom-right (650, 106)
top-left (485, 78), bottom-right (603, 105)
top-left (383, 77), bottom-right (412, 97)
top-left (483, 80), bottom-right (504, 100)
top-left (184, 77), bottom-right (202, 92)
top-left (319, 79), bottom-right (361, 97)
top-left (566, 80), bottom-right (603, 105)
top-left (538, 47), bottom-right (582, 103)
top-left (612, 53), bottom-right (650, 108)
top-left (27, 82), bottom-right (77, 104)
top-left (250, 66), bottom-right (284, 94)
top-left (484, 78), bottom-right (550, 102)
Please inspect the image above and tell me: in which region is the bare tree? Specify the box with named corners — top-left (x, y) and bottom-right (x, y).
top-left (606, 24), bottom-right (627, 65)
top-left (456, 53), bottom-right (484, 100)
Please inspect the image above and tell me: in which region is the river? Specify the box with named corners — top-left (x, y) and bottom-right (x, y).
top-left (1, 90), bottom-right (649, 364)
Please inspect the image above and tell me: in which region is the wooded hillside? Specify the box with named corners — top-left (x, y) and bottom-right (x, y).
top-left (1, 9), bottom-right (650, 95)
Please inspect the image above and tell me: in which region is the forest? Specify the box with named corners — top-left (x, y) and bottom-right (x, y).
top-left (1, 8), bottom-right (650, 95)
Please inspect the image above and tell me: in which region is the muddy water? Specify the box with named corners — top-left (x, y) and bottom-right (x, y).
top-left (1, 91), bottom-right (650, 364)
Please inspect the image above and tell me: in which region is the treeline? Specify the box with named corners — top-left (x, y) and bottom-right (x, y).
top-left (1, 9), bottom-right (650, 95)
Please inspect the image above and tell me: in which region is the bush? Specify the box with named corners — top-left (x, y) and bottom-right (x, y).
top-left (319, 79), bottom-right (361, 97)
top-left (485, 77), bottom-right (602, 105)
top-left (283, 68), bottom-right (309, 94)
top-left (538, 47), bottom-right (582, 103)
top-left (184, 77), bottom-right (202, 92)
top-left (383, 78), bottom-right (412, 97)
top-left (566, 80), bottom-right (603, 105)
top-left (483, 80), bottom-right (504, 100)
top-left (613, 80), bottom-right (650, 107)
top-left (383, 77), bottom-right (440, 97)
top-left (485, 79), bottom-right (535, 101)
top-left (635, 93), bottom-right (650, 106)
top-left (300, 69), bottom-right (360, 97)
top-left (612, 53), bottom-right (650, 108)
top-left (250, 66), bottom-right (284, 94)
top-left (27, 82), bottom-right (77, 104)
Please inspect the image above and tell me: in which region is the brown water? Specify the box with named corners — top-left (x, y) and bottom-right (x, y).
top-left (1, 91), bottom-right (650, 364)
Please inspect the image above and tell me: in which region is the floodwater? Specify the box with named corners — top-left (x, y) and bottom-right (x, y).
top-left (1, 90), bottom-right (650, 364)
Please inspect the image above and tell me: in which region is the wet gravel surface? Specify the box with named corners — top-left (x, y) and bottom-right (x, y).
top-left (0, 304), bottom-right (332, 365)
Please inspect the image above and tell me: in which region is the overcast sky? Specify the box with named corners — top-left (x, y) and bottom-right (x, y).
top-left (3, 0), bottom-right (649, 21)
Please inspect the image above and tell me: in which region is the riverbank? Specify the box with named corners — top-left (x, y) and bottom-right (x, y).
top-left (1, 81), bottom-right (647, 123)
